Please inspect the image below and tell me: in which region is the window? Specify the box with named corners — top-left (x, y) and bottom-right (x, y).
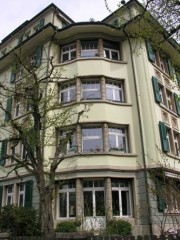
top-left (81, 40), bottom-right (98, 57)
top-left (58, 180), bottom-right (76, 218)
top-left (6, 185), bottom-right (13, 205)
top-left (83, 179), bottom-right (105, 217)
top-left (21, 144), bottom-right (27, 161)
top-left (109, 127), bottom-right (129, 153)
top-left (18, 184), bottom-right (25, 207)
top-left (156, 178), bottom-right (180, 212)
top-left (82, 127), bottom-right (103, 153)
top-left (81, 80), bottom-right (101, 100)
top-left (159, 85), bottom-right (166, 106)
top-left (106, 80), bottom-right (124, 102)
top-left (14, 98), bottom-right (21, 117)
top-left (166, 90), bottom-right (175, 112)
top-left (173, 132), bottom-right (180, 157)
top-left (103, 41), bottom-right (120, 60)
top-left (10, 141), bottom-right (19, 163)
top-left (58, 130), bottom-right (76, 154)
top-left (61, 43), bottom-right (76, 62)
top-left (60, 82), bottom-right (76, 103)
top-left (112, 179), bottom-right (132, 216)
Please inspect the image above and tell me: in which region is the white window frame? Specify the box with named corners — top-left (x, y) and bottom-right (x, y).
top-left (174, 133), bottom-right (180, 157)
top-left (82, 127), bottom-right (103, 153)
top-left (18, 183), bottom-right (25, 207)
top-left (14, 98), bottom-right (21, 118)
top-left (21, 144), bottom-right (27, 161)
top-left (57, 181), bottom-right (76, 219)
top-left (108, 127), bottom-right (128, 153)
top-left (83, 179), bottom-right (105, 217)
top-left (61, 43), bottom-right (76, 62)
top-left (111, 179), bottom-right (132, 217)
top-left (58, 130), bottom-right (76, 154)
top-left (60, 82), bottom-right (76, 103)
top-left (81, 80), bottom-right (101, 100)
top-left (81, 41), bottom-right (98, 58)
top-left (6, 185), bottom-right (13, 205)
top-left (106, 80), bottom-right (124, 102)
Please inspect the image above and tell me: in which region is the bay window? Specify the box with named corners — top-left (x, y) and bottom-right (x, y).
top-left (81, 80), bottom-right (101, 100)
top-left (82, 127), bottom-right (103, 153)
top-left (103, 40), bottom-right (120, 60)
top-left (109, 126), bottom-right (128, 153)
top-left (58, 129), bottom-right (76, 154)
top-left (106, 80), bottom-right (124, 102)
top-left (60, 82), bottom-right (76, 103)
top-left (81, 40), bottom-right (98, 57)
top-left (83, 179), bottom-right (105, 217)
top-left (112, 179), bottom-right (132, 216)
top-left (58, 181), bottom-right (76, 218)
top-left (61, 43), bottom-right (76, 62)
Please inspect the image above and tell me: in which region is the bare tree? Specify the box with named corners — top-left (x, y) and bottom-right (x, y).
top-left (0, 37), bottom-right (89, 239)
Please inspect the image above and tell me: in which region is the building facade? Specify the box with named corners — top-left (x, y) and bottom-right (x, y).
top-left (0, 0), bottom-right (180, 236)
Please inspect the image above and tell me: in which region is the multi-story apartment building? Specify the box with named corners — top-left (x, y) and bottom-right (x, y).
top-left (0, 0), bottom-right (179, 236)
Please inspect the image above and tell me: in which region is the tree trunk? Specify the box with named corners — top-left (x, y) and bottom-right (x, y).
top-left (39, 187), bottom-right (55, 240)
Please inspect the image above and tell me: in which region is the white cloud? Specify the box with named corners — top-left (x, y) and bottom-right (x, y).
top-left (0, 0), bottom-right (120, 41)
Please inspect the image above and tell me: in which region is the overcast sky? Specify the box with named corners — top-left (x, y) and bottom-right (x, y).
top-left (0, 0), bottom-right (121, 42)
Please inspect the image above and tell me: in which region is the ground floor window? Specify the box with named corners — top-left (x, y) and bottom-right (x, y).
top-left (58, 180), bottom-right (76, 218)
top-left (111, 179), bottom-right (132, 216)
top-left (83, 179), bottom-right (105, 217)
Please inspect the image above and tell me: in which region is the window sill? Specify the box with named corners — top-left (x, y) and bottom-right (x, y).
top-left (57, 57), bottom-right (127, 66)
top-left (152, 63), bottom-right (171, 80)
top-left (167, 152), bottom-right (180, 159)
top-left (160, 103), bottom-right (178, 118)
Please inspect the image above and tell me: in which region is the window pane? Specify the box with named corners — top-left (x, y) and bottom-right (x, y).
top-left (83, 139), bottom-right (103, 152)
top-left (70, 51), bottom-right (76, 60)
top-left (84, 191), bottom-right (93, 216)
top-left (62, 53), bottom-right (69, 62)
top-left (96, 191), bottom-right (105, 216)
top-left (121, 191), bottom-right (130, 215)
top-left (111, 51), bottom-right (119, 60)
top-left (19, 194), bottom-right (24, 207)
top-left (112, 191), bottom-right (120, 216)
top-left (106, 88), bottom-right (113, 100)
top-left (69, 192), bottom-right (76, 217)
top-left (59, 192), bottom-right (67, 217)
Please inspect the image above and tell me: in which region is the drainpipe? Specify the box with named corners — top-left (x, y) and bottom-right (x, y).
top-left (123, 29), bottom-right (153, 236)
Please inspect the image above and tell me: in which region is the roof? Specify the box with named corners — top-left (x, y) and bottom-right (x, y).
top-left (0, 3), bottom-right (74, 44)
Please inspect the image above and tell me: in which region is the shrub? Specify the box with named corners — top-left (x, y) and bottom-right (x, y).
top-left (55, 220), bottom-right (80, 233)
top-left (106, 219), bottom-right (132, 235)
top-left (0, 205), bottom-right (41, 236)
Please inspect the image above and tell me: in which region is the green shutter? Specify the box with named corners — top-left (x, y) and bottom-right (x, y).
top-left (167, 58), bottom-right (174, 78)
top-left (176, 71), bottom-right (180, 87)
top-left (34, 46), bottom-right (42, 67)
top-left (0, 186), bottom-right (3, 209)
top-left (39, 18), bottom-right (44, 29)
top-left (156, 180), bottom-right (166, 212)
top-left (146, 40), bottom-right (156, 63)
top-left (25, 180), bottom-right (33, 208)
top-left (10, 63), bottom-right (17, 83)
top-left (159, 121), bottom-right (169, 153)
top-left (0, 140), bottom-right (7, 166)
top-left (5, 98), bottom-right (12, 122)
top-left (174, 93), bottom-right (180, 116)
top-left (152, 76), bottom-right (162, 103)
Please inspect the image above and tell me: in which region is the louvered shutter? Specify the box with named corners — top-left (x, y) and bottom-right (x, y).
top-left (24, 180), bottom-right (33, 208)
top-left (152, 76), bottom-right (162, 103)
top-left (174, 93), bottom-right (180, 116)
top-left (159, 121), bottom-right (169, 153)
top-left (146, 40), bottom-right (156, 63)
top-left (5, 98), bottom-right (12, 122)
top-left (0, 140), bottom-right (7, 166)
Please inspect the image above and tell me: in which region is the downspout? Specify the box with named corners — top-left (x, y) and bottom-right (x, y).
top-left (123, 29), bottom-right (153, 236)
